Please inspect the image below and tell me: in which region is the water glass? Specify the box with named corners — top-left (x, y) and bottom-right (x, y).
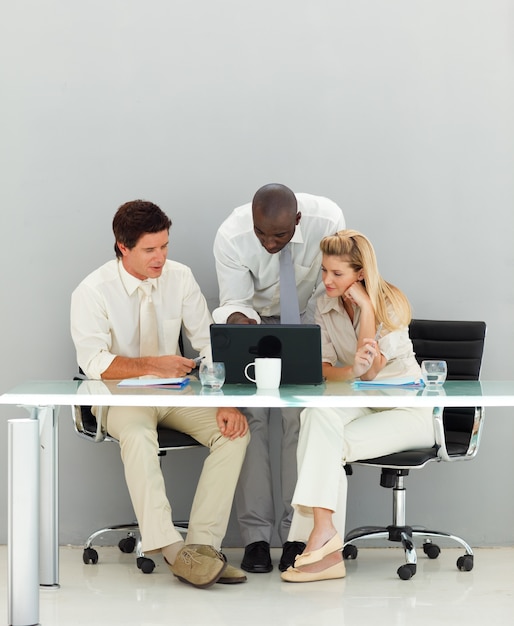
top-left (421, 360), bottom-right (447, 386)
top-left (199, 361), bottom-right (226, 390)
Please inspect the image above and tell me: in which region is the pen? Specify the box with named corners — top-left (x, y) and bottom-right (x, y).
top-left (365, 323), bottom-right (382, 358)
top-left (193, 356), bottom-right (205, 365)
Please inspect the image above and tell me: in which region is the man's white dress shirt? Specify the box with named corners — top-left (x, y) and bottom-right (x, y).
top-left (71, 259), bottom-right (212, 379)
top-left (212, 193), bottom-right (345, 324)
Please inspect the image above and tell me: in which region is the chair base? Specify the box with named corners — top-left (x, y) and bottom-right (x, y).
top-left (82, 521), bottom-right (189, 574)
top-left (343, 525), bottom-right (474, 580)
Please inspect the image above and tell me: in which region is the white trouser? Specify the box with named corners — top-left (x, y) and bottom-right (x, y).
top-left (288, 405), bottom-right (435, 542)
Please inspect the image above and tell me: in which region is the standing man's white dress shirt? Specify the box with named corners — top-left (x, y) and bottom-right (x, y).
top-left (213, 193), bottom-right (345, 324)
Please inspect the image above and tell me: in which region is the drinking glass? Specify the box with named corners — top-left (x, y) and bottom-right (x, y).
top-left (421, 360), bottom-right (447, 386)
top-left (199, 362), bottom-right (226, 390)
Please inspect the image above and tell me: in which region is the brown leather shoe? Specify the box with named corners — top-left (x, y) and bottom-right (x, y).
top-left (188, 544), bottom-right (247, 584)
top-left (168, 545), bottom-right (226, 588)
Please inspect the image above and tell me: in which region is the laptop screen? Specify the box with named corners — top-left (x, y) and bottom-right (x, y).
top-left (210, 324), bottom-right (323, 385)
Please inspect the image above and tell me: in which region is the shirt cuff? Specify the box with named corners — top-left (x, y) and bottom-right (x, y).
top-left (212, 305), bottom-right (261, 324)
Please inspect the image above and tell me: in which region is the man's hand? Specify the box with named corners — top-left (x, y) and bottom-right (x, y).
top-left (101, 354), bottom-right (197, 380)
top-left (216, 407), bottom-right (249, 440)
top-left (227, 312), bottom-right (258, 325)
top-left (150, 355), bottom-right (198, 378)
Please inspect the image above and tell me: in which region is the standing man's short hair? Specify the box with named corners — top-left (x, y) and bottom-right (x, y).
top-left (252, 183), bottom-right (298, 219)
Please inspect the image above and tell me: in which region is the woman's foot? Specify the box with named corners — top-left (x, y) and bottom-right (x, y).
top-left (294, 532), bottom-right (343, 568)
top-left (295, 549), bottom-right (343, 574)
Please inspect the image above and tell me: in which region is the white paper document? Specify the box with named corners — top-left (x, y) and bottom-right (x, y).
top-left (118, 377), bottom-right (190, 389)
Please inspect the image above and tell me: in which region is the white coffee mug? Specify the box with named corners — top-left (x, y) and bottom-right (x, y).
top-left (244, 357), bottom-right (282, 389)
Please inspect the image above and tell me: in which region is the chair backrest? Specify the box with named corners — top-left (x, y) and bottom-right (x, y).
top-left (409, 319), bottom-right (486, 441)
top-left (409, 319), bottom-right (486, 380)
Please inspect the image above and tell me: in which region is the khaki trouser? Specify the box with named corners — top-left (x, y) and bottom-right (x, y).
top-left (106, 405), bottom-right (249, 552)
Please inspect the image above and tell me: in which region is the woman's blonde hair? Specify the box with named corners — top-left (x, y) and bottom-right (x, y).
top-left (320, 229), bottom-right (411, 331)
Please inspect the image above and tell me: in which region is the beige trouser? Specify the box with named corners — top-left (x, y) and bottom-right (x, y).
top-left (105, 405), bottom-right (249, 552)
top-left (288, 405), bottom-right (434, 542)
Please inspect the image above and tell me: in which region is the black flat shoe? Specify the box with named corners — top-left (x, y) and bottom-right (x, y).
top-left (241, 541), bottom-right (273, 573)
top-left (278, 541), bottom-right (306, 572)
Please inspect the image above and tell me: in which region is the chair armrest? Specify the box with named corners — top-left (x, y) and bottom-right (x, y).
top-left (93, 406), bottom-right (108, 442)
top-left (434, 406), bottom-right (485, 462)
top-left (72, 373), bottom-right (108, 443)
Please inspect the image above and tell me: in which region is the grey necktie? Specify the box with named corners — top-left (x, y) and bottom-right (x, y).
top-left (139, 282), bottom-right (159, 356)
top-left (279, 244), bottom-right (301, 324)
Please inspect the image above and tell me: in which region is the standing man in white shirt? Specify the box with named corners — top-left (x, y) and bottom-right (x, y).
top-left (213, 183), bottom-right (345, 573)
top-left (71, 200), bottom-right (249, 589)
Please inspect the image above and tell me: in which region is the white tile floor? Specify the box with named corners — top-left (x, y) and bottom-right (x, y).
top-left (1, 545), bottom-right (513, 626)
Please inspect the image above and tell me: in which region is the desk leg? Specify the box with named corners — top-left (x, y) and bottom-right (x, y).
top-left (39, 405), bottom-right (59, 587)
top-left (8, 416), bottom-right (40, 626)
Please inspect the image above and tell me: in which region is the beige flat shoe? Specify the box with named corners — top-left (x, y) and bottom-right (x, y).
top-left (293, 533), bottom-right (343, 568)
top-left (281, 560), bottom-right (346, 583)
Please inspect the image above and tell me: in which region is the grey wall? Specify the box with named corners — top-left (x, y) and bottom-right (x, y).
top-left (1, 1), bottom-right (513, 548)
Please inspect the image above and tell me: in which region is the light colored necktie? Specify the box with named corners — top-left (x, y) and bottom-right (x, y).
top-left (139, 282), bottom-right (159, 356)
top-left (279, 244), bottom-right (301, 324)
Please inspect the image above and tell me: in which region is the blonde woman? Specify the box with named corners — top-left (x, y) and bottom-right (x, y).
top-left (281, 230), bottom-right (434, 583)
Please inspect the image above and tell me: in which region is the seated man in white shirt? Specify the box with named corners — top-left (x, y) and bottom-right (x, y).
top-left (213, 183), bottom-right (345, 573)
top-left (71, 199), bottom-right (250, 589)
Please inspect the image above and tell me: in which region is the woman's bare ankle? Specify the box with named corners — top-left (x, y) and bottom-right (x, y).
top-left (305, 527), bottom-right (338, 553)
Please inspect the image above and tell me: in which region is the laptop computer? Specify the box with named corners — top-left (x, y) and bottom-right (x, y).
top-left (210, 324), bottom-right (323, 385)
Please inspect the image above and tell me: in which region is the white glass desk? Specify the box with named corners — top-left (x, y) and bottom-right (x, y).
top-left (2, 379), bottom-right (514, 626)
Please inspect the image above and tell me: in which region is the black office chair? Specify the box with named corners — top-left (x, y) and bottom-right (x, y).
top-left (72, 398), bottom-right (203, 574)
top-left (343, 319), bottom-right (486, 580)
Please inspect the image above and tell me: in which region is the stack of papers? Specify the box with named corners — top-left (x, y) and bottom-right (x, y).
top-left (118, 377), bottom-right (190, 389)
top-left (352, 377), bottom-right (422, 389)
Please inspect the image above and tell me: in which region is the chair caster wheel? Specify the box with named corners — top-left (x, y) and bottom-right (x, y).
top-left (137, 556), bottom-right (155, 574)
top-left (397, 563), bottom-right (416, 580)
top-left (118, 536), bottom-right (136, 553)
top-left (83, 547), bottom-right (98, 564)
top-left (423, 542), bottom-right (441, 559)
top-left (457, 554), bottom-right (474, 571)
top-left (343, 544), bottom-right (358, 560)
